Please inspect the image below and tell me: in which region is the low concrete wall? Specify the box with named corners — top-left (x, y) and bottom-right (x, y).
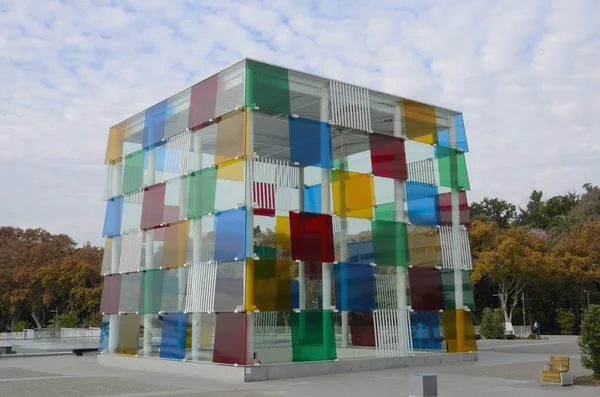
top-left (98, 351), bottom-right (477, 382)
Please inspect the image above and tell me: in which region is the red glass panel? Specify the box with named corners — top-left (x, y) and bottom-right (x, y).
top-left (188, 74), bottom-right (218, 130)
top-left (100, 274), bottom-right (122, 314)
top-left (437, 191), bottom-right (471, 228)
top-left (141, 184), bottom-right (166, 230)
top-left (349, 312), bottom-right (375, 347)
top-left (290, 211), bottom-right (334, 262)
top-left (408, 267), bottom-right (444, 311)
top-left (369, 133), bottom-right (408, 181)
top-left (213, 312), bottom-right (247, 365)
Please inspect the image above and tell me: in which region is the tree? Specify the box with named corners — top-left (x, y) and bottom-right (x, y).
top-left (469, 197), bottom-right (516, 228)
top-left (480, 307), bottom-right (505, 339)
top-left (547, 214), bottom-right (577, 247)
top-left (470, 221), bottom-right (555, 324)
top-left (515, 190), bottom-right (546, 229)
top-left (570, 184), bottom-right (600, 222)
top-left (516, 191), bottom-right (580, 230)
top-left (578, 304), bottom-right (600, 379)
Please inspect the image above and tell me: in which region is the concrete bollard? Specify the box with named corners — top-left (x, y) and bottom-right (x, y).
top-left (409, 373), bottom-right (437, 397)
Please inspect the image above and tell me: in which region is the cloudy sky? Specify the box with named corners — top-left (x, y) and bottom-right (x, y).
top-left (1, 0), bottom-right (598, 245)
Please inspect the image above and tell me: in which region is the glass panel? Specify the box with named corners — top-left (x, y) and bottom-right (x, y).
top-left (290, 212), bottom-right (335, 262)
top-left (215, 111), bottom-right (246, 165)
top-left (369, 92), bottom-right (397, 136)
top-left (188, 74), bottom-right (219, 130)
top-left (118, 272), bottom-right (143, 313)
top-left (369, 133), bottom-right (408, 180)
top-left (408, 225), bottom-right (441, 267)
top-left (139, 269), bottom-right (164, 314)
top-left (214, 260), bottom-right (244, 312)
top-left (405, 140), bottom-right (437, 185)
top-left (333, 263), bottom-right (375, 311)
top-left (100, 274), bottom-right (121, 314)
top-left (403, 100), bottom-right (437, 145)
top-left (371, 220), bottom-right (409, 266)
top-left (214, 208), bottom-right (247, 262)
top-left (438, 191), bottom-right (471, 227)
top-left (186, 166), bottom-right (217, 219)
top-left (102, 196), bottom-right (124, 238)
top-left (291, 310), bottom-right (336, 362)
top-left (121, 191), bottom-right (144, 234)
top-left (215, 158), bottom-right (246, 200)
top-left (254, 245), bottom-right (276, 259)
top-left (331, 170), bottom-right (374, 219)
top-left (165, 88), bottom-right (191, 140)
top-left (101, 237), bottom-right (117, 275)
top-left (143, 100), bottom-right (168, 148)
top-left (373, 202), bottom-right (396, 222)
top-left (349, 312), bottom-right (376, 347)
top-left (246, 60), bottom-right (290, 115)
top-left (348, 240), bottom-right (374, 265)
top-left (163, 177), bottom-right (185, 224)
top-left (406, 182), bottom-right (439, 226)
top-left (98, 315), bottom-right (110, 351)
top-left (275, 215), bottom-right (291, 253)
top-left (141, 184), bottom-right (166, 230)
top-left (253, 112), bottom-right (290, 162)
top-left (334, 217), bottom-right (372, 263)
top-left (289, 117), bottom-right (332, 168)
top-left (161, 267), bottom-right (187, 312)
top-left (407, 267), bottom-right (443, 311)
top-left (303, 184), bottom-right (322, 213)
top-left (105, 124), bottom-right (125, 163)
top-left (437, 114), bottom-right (469, 153)
top-left (213, 312), bottom-right (247, 364)
top-left (410, 311), bottom-right (442, 350)
top-left (159, 312), bottom-right (188, 360)
top-left (442, 270), bottom-right (476, 311)
top-left (122, 150), bottom-right (145, 194)
top-left (331, 128), bottom-right (372, 174)
top-left (252, 259), bottom-right (293, 311)
top-left (288, 69), bottom-right (328, 121)
top-left (442, 309), bottom-right (477, 353)
top-left (117, 314), bottom-right (141, 355)
top-left (163, 221), bottom-right (190, 269)
top-left (436, 146), bottom-right (470, 191)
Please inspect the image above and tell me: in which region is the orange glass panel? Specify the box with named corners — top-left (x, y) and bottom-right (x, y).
top-left (408, 225), bottom-right (441, 267)
top-left (403, 100), bottom-right (437, 145)
top-left (442, 309), bottom-right (478, 353)
top-left (162, 221), bottom-right (190, 269)
top-left (105, 124), bottom-right (126, 163)
top-left (215, 111), bottom-right (246, 165)
top-left (217, 157), bottom-right (245, 182)
top-left (331, 170), bottom-right (374, 219)
top-left (117, 314), bottom-right (140, 355)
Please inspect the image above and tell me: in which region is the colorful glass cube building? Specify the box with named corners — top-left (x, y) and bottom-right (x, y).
top-left (99, 58), bottom-right (477, 367)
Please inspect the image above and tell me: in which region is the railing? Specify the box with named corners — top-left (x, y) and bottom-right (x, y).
top-left (0, 328), bottom-right (101, 342)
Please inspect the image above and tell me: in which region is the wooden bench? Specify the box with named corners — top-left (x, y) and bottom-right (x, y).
top-left (540, 356), bottom-right (573, 386)
top-left (73, 348), bottom-right (98, 357)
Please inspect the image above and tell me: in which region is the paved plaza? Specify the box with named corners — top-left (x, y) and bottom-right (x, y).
top-left (0, 336), bottom-right (598, 396)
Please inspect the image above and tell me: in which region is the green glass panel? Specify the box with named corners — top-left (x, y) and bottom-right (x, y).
top-left (186, 167), bottom-right (217, 219)
top-left (122, 150), bottom-right (145, 194)
top-left (254, 245), bottom-right (276, 259)
top-left (371, 220), bottom-right (409, 266)
top-left (374, 202), bottom-right (396, 222)
top-left (246, 60), bottom-right (290, 115)
top-left (291, 310), bottom-right (336, 362)
top-left (437, 147), bottom-right (470, 190)
top-left (441, 270), bottom-right (476, 311)
top-left (139, 269), bottom-right (164, 314)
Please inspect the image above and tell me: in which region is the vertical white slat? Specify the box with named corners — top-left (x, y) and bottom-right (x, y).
top-left (185, 261), bottom-right (217, 313)
top-left (365, 89), bottom-right (372, 132)
top-left (350, 84), bottom-right (357, 130)
top-left (343, 83), bottom-right (350, 129)
top-left (330, 81), bottom-right (338, 125)
top-left (118, 230), bottom-right (143, 273)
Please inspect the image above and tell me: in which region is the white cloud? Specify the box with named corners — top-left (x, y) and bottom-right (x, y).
top-left (0, 0), bottom-right (598, 244)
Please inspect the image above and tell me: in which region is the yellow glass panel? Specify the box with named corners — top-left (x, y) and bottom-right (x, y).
top-left (442, 309), bottom-right (478, 353)
top-left (252, 259), bottom-right (292, 311)
top-left (105, 124), bottom-right (126, 163)
top-left (408, 225), bottom-right (441, 267)
top-left (275, 216), bottom-right (291, 251)
top-left (403, 100), bottom-right (437, 145)
top-left (217, 157), bottom-right (245, 182)
top-left (331, 170), bottom-right (374, 219)
top-left (199, 313), bottom-right (215, 349)
top-left (245, 258), bottom-right (255, 311)
top-left (215, 111), bottom-right (246, 165)
top-left (162, 221), bottom-right (190, 269)
top-left (117, 314), bottom-right (140, 355)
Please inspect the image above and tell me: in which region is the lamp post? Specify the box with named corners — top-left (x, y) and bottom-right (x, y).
top-left (522, 293), bottom-right (525, 337)
top-left (583, 290), bottom-right (590, 310)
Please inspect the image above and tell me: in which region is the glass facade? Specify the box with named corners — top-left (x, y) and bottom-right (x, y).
top-left (99, 58), bottom-right (476, 365)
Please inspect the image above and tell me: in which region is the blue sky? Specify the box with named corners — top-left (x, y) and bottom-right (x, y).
top-left (0, 0), bottom-right (598, 245)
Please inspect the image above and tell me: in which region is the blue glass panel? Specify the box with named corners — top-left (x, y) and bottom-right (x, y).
top-left (348, 241), bottom-right (374, 265)
top-left (98, 314), bottom-right (111, 351)
top-left (333, 263), bottom-right (375, 311)
top-left (406, 182), bottom-right (439, 226)
top-left (437, 114), bottom-right (469, 153)
top-left (159, 312), bottom-right (188, 360)
top-left (143, 100), bottom-right (171, 148)
top-left (291, 279), bottom-right (299, 309)
top-left (303, 184), bottom-right (322, 213)
top-left (289, 117), bottom-right (333, 168)
top-left (102, 196), bottom-right (124, 237)
top-left (214, 208), bottom-right (247, 262)
top-left (410, 311), bottom-right (442, 350)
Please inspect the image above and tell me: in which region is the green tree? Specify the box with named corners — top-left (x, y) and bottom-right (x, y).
top-left (480, 307), bottom-right (505, 339)
top-left (558, 309), bottom-right (575, 335)
top-left (48, 313), bottom-right (80, 329)
top-left (469, 197), bottom-right (516, 228)
top-left (578, 304), bottom-right (600, 379)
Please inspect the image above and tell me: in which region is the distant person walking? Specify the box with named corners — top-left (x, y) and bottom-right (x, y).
top-left (533, 321), bottom-right (540, 338)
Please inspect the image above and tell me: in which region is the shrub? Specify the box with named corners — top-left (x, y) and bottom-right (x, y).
top-left (480, 307), bottom-right (505, 339)
top-left (558, 309), bottom-right (576, 335)
top-left (48, 313), bottom-right (80, 329)
top-left (84, 313), bottom-right (103, 328)
top-left (12, 320), bottom-right (32, 332)
top-left (578, 304), bottom-right (600, 379)
top-left (527, 333), bottom-right (537, 339)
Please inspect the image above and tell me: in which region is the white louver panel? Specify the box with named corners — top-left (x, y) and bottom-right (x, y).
top-left (185, 261), bottom-right (217, 313)
top-left (162, 130), bottom-right (192, 179)
top-left (118, 230), bottom-right (143, 273)
top-left (375, 273), bottom-right (397, 310)
top-left (439, 226), bottom-right (473, 270)
top-left (254, 312), bottom-right (278, 347)
top-left (330, 80), bottom-right (372, 132)
top-left (373, 309), bottom-right (413, 358)
top-left (103, 161), bottom-right (123, 200)
top-left (251, 157), bottom-right (299, 211)
top-left (120, 191), bottom-right (144, 234)
top-left (407, 158), bottom-right (436, 185)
